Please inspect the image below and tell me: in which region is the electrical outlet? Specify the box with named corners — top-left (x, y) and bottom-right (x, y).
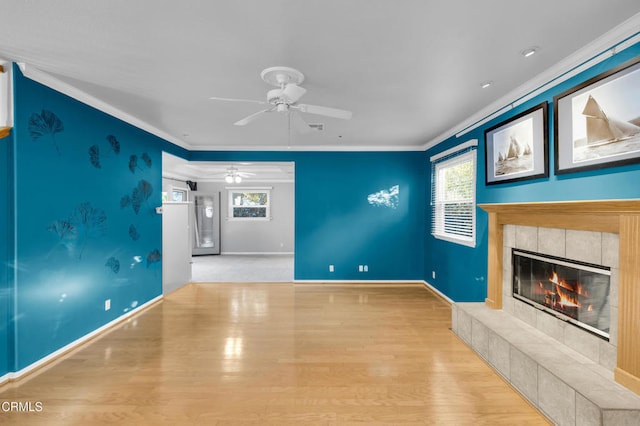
top-left (358, 265), bottom-right (364, 272)
top-left (329, 264), bottom-right (334, 272)
top-left (105, 299), bottom-right (111, 311)
top-left (432, 271), bottom-right (436, 279)
top-left (363, 265), bottom-right (368, 272)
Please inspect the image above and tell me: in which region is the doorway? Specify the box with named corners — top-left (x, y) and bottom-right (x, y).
top-left (162, 153), bottom-right (295, 283)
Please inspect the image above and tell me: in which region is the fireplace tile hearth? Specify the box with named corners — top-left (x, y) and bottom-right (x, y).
top-left (539, 367), bottom-right (576, 426)
top-left (471, 318), bottom-right (489, 359)
top-left (488, 332), bottom-right (510, 379)
top-left (576, 393), bottom-right (602, 426)
top-left (452, 302), bottom-right (640, 426)
top-left (510, 347), bottom-right (538, 404)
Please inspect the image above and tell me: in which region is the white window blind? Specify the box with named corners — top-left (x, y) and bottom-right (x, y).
top-left (430, 140), bottom-right (477, 247)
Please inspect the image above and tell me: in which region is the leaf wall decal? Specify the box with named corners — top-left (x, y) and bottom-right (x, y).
top-left (120, 195), bottom-right (131, 209)
top-left (105, 257), bottom-right (120, 274)
top-left (28, 109), bottom-right (64, 154)
top-left (70, 202), bottom-right (107, 259)
top-left (106, 135), bottom-right (120, 154)
top-left (129, 155), bottom-right (138, 173)
top-left (128, 224), bottom-right (140, 241)
top-left (146, 249), bottom-right (161, 267)
top-left (72, 202), bottom-right (107, 233)
top-left (131, 179), bottom-right (153, 215)
top-left (141, 152), bottom-right (152, 168)
top-left (47, 220), bottom-right (77, 240)
top-left (89, 145), bottom-right (101, 168)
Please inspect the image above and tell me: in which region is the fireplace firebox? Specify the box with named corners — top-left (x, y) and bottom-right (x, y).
top-left (512, 249), bottom-right (611, 340)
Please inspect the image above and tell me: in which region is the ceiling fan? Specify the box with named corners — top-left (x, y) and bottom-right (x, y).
top-left (219, 166), bottom-right (254, 183)
top-left (209, 66), bottom-right (352, 132)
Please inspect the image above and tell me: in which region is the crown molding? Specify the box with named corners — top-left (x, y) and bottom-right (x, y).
top-left (17, 63), bottom-right (191, 150)
top-left (186, 143), bottom-right (424, 152)
top-left (423, 12), bottom-right (640, 151)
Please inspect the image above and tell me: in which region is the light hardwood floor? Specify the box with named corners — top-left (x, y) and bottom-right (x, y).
top-left (0, 283), bottom-right (550, 425)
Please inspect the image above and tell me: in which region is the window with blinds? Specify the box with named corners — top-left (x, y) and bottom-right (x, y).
top-left (430, 141), bottom-right (477, 247)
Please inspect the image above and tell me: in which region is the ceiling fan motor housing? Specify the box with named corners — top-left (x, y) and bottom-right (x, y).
top-left (267, 88), bottom-right (284, 104)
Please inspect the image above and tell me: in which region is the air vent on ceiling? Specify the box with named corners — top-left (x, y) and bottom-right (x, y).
top-left (308, 123), bottom-right (324, 131)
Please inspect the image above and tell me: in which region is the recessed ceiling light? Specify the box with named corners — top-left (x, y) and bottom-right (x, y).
top-left (521, 46), bottom-right (539, 58)
top-left (481, 81), bottom-right (493, 89)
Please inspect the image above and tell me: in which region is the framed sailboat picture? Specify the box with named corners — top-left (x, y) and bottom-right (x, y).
top-left (484, 102), bottom-right (548, 185)
top-left (554, 56), bottom-right (640, 174)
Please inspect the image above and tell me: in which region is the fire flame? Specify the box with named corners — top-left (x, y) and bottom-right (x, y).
top-left (547, 271), bottom-right (590, 308)
top-left (555, 284), bottom-right (580, 307)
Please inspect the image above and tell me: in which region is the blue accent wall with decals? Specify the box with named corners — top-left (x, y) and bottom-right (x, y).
top-left (7, 66), bottom-right (168, 372)
top-left (425, 42), bottom-right (640, 302)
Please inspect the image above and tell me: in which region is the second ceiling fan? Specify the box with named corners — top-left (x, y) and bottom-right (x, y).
top-left (209, 66), bottom-right (352, 132)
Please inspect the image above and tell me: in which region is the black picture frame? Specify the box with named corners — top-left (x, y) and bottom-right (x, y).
top-left (484, 102), bottom-right (548, 185)
top-left (554, 55), bottom-right (640, 174)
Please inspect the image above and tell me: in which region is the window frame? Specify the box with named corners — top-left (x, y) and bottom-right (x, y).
top-left (430, 140), bottom-right (477, 248)
top-left (227, 188), bottom-right (271, 221)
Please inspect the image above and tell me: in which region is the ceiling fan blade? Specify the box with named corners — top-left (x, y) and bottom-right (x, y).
top-left (281, 84), bottom-right (307, 104)
top-left (295, 103), bottom-right (352, 120)
top-left (234, 107), bottom-right (275, 126)
top-left (209, 96), bottom-right (267, 105)
top-left (290, 111), bottom-right (312, 134)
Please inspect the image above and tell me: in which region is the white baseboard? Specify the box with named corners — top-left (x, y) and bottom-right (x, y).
top-left (294, 279), bottom-right (425, 285)
top-left (219, 252), bottom-right (294, 256)
top-left (422, 280), bottom-right (454, 304)
top-left (0, 294), bottom-right (163, 386)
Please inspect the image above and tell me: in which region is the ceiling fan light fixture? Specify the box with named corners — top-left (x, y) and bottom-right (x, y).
top-left (225, 174), bottom-right (234, 183)
top-left (234, 175), bottom-right (242, 184)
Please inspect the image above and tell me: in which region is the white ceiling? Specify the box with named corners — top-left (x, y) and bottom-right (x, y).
top-left (2, 1), bottom-right (640, 181)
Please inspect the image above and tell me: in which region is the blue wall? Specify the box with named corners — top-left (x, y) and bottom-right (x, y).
top-left (190, 150), bottom-right (426, 281)
top-left (425, 43), bottom-right (640, 302)
top-left (6, 66), bottom-right (169, 372)
top-left (0, 127), bottom-right (15, 378)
